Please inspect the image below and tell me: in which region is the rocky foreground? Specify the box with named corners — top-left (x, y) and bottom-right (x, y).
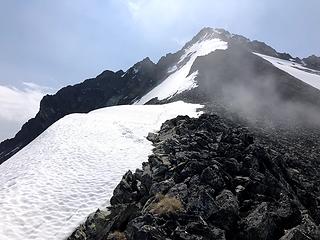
top-left (68, 114), bottom-right (320, 240)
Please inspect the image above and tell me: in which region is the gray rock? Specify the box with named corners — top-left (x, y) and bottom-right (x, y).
top-left (240, 202), bottom-right (281, 240)
top-left (210, 190), bottom-right (239, 231)
top-left (200, 166), bottom-right (225, 191)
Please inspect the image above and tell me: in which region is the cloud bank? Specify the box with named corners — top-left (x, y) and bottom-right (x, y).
top-left (0, 83), bottom-right (51, 141)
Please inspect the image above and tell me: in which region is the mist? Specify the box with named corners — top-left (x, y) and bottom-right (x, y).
top-left (0, 83), bottom-right (50, 141)
top-left (193, 46), bottom-right (320, 129)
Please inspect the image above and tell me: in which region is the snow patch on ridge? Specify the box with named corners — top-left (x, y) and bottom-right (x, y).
top-left (0, 101), bottom-right (203, 240)
top-left (136, 38), bottom-right (228, 104)
top-left (255, 53), bottom-right (320, 91)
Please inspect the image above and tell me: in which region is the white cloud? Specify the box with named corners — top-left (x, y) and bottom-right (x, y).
top-left (127, 0), bottom-right (142, 17)
top-left (0, 82), bottom-right (52, 141)
top-left (125, 0), bottom-right (185, 32)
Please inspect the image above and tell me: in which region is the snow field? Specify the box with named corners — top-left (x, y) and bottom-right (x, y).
top-left (0, 101), bottom-right (203, 240)
top-left (136, 37), bottom-right (228, 104)
top-left (255, 53), bottom-right (320, 91)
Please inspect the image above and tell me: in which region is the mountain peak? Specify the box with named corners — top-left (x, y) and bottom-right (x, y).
top-left (130, 57), bottom-right (156, 76)
top-left (133, 57), bottom-right (155, 68)
top-left (182, 27), bottom-right (229, 50)
top-left (189, 27), bottom-right (307, 64)
top-left (193, 27), bottom-right (232, 41)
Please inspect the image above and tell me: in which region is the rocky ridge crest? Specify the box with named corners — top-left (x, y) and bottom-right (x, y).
top-left (68, 114), bottom-right (320, 240)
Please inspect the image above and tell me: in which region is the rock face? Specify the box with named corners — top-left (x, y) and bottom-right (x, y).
top-left (68, 114), bottom-right (320, 240)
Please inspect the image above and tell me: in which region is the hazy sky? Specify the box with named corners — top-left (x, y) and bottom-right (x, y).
top-left (0, 0), bottom-right (319, 141)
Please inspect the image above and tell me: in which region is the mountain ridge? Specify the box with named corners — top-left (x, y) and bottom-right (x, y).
top-left (1, 27), bottom-right (320, 164)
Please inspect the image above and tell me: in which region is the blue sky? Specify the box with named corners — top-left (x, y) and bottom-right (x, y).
top-left (1, 0), bottom-right (320, 89)
top-left (0, 0), bottom-right (319, 140)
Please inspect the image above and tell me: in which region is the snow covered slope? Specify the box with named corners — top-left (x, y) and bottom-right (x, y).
top-left (255, 53), bottom-right (320, 91)
top-left (136, 37), bottom-right (228, 104)
top-left (0, 101), bottom-right (203, 240)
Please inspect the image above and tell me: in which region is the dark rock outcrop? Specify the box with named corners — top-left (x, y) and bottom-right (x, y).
top-left (68, 114), bottom-right (320, 240)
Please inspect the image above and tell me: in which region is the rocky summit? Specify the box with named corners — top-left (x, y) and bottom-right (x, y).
top-left (68, 114), bottom-right (320, 240)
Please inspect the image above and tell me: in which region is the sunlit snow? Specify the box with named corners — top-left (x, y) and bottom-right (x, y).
top-left (0, 101), bottom-right (203, 240)
top-left (255, 53), bottom-right (320, 91)
top-left (136, 38), bottom-right (228, 104)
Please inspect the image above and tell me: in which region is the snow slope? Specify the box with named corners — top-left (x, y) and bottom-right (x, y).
top-left (136, 37), bottom-right (228, 104)
top-left (255, 53), bottom-right (320, 91)
top-left (0, 101), bottom-right (203, 240)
